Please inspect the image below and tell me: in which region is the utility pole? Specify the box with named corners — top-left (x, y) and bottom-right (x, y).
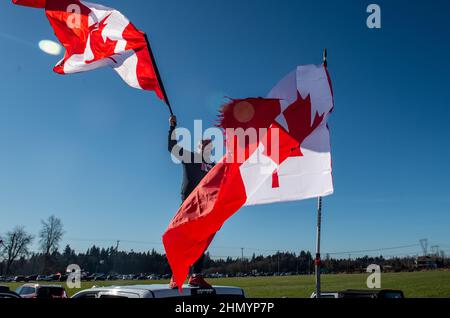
top-left (0, 239), bottom-right (4, 276)
top-left (277, 251), bottom-right (280, 273)
top-left (347, 254), bottom-right (351, 273)
top-left (420, 239), bottom-right (428, 256)
top-left (431, 245), bottom-right (439, 257)
top-left (112, 240), bottom-right (120, 275)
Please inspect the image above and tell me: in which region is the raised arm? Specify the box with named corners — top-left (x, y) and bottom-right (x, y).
top-left (168, 115), bottom-right (179, 153)
top-left (168, 116), bottom-right (194, 162)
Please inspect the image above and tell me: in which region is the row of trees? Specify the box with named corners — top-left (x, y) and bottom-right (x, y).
top-left (0, 216), bottom-right (63, 275)
top-left (2, 218), bottom-right (449, 276)
top-left (3, 243), bottom-right (447, 277)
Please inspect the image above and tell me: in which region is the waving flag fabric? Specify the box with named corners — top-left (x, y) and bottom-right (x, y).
top-left (13, 0), bottom-right (165, 101)
top-left (242, 64), bottom-right (334, 205)
top-left (163, 65), bottom-right (334, 289)
top-left (13, 0), bottom-right (46, 8)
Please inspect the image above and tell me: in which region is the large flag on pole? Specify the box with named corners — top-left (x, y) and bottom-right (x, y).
top-left (242, 64), bottom-right (334, 205)
top-left (163, 65), bottom-right (334, 289)
top-left (12, 0), bottom-right (166, 101)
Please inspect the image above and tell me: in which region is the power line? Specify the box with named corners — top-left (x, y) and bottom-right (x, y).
top-left (63, 238), bottom-right (445, 258)
top-left (65, 237), bottom-right (162, 246)
top-left (326, 244), bottom-right (421, 256)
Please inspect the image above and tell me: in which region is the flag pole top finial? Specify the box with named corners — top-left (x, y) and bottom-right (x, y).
top-left (323, 49), bottom-right (328, 67)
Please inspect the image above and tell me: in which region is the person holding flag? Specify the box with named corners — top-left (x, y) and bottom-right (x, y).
top-left (163, 63), bottom-right (335, 291)
top-left (167, 115), bottom-right (215, 289)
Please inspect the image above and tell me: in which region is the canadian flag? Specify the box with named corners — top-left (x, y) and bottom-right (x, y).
top-left (13, 0), bottom-right (166, 101)
top-left (163, 65), bottom-right (334, 289)
top-left (243, 64), bottom-right (334, 205)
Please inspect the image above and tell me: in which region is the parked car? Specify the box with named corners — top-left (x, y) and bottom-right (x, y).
top-left (0, 286), bottom-right (21, 299)
top-left (310, 289), bottom-right (405, 298)
top-left (146, 274), bottom-right (159, 280)
top-left (93, 274), bottom-right (108, 281)
top-left (46, 274), bottom-right (62, 282)
top-left (13, 276), bottom-right (27, 282)
top-left (36, 275), bottom-right (49, 281)
top-left (26, 275), bottom-right (38, 282)
top-left (72, 284), bottom-right (245, 299)
top-left (136, 275), bottom-right (147, 280)
top-left (16, 284), bottom-right (68, 299)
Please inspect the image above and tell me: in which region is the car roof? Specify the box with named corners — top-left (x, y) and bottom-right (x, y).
top-left (73, 284), bottom-right (245, 299)
top-left (0, 286), bottom-right (21, 298)
top-left (21, 283), bottom-right (64, 288)
top-left (0, 292), bottom-right (21, 298)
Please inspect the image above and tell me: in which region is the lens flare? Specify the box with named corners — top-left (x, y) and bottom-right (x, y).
top-left (38, 40), bottom-right (62, 56)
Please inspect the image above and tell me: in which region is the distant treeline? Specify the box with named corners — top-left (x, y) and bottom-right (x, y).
top-left (2, 244), bottom-right (448, 276)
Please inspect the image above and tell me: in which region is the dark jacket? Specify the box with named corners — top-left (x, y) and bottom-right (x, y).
top-left (168, 126), bottom-right (215, 200)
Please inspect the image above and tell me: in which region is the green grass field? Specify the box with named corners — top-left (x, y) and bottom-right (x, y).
top-left (4, 270), bottom-right (450, 298)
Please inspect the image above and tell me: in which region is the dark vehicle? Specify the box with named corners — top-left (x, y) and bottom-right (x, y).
top-left (13, 276), bottom-right (27, 282)
top-left (311, 289), bottom-right (405, 299)
top-left (82, 273), bottom-right (93, 281)
top-left (26, 275), bottom-right (38, 282)
top-left (46, 274), bottom-right (63, 282)
top-left (106, 275), bottom-right (120, 281)
top-left (93, 274), bottom-right (108, 281)
top-left (16, 284), bottom-right (67, 299)
top-left (36, 275), bottom-right (49, 281)
top-left (0, 286), bottom-right (21, 299)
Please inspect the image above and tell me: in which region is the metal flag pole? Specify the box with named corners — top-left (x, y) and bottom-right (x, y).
top-left (314, 49), bottom-right (328, 299)
top-left (144, 33), bottom-right (174, 116)
top-left (315, 196), bottom-right (323, 298)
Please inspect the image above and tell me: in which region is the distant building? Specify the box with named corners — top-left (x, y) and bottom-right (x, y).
top-left (415, 256), bottom-right (439, 269)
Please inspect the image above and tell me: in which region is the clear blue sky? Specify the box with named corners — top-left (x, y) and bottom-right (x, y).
top-left (1, 0), bottom-right (449, 259)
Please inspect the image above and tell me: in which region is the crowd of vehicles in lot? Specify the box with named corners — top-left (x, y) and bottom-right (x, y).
top-left (0, 272), bottom-right (407, 299)
top-left (0, 271), bottom-right (307, 283)
top-left (0, 274), bottom-right (68, 283)
top-left (0, 273), bottom-right (173, 283)
top-left (0, 272), bottom-right (306, 283)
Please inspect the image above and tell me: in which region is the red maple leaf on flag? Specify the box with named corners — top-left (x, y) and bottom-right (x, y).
top-left (263, 91), bottom-right (324, 165)
top-left (263, 91), bottom-right (324, 187)
top-left (217, 94), bottom-right (324, 188)
top-left (85, 14), bottom-right (119, 64)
